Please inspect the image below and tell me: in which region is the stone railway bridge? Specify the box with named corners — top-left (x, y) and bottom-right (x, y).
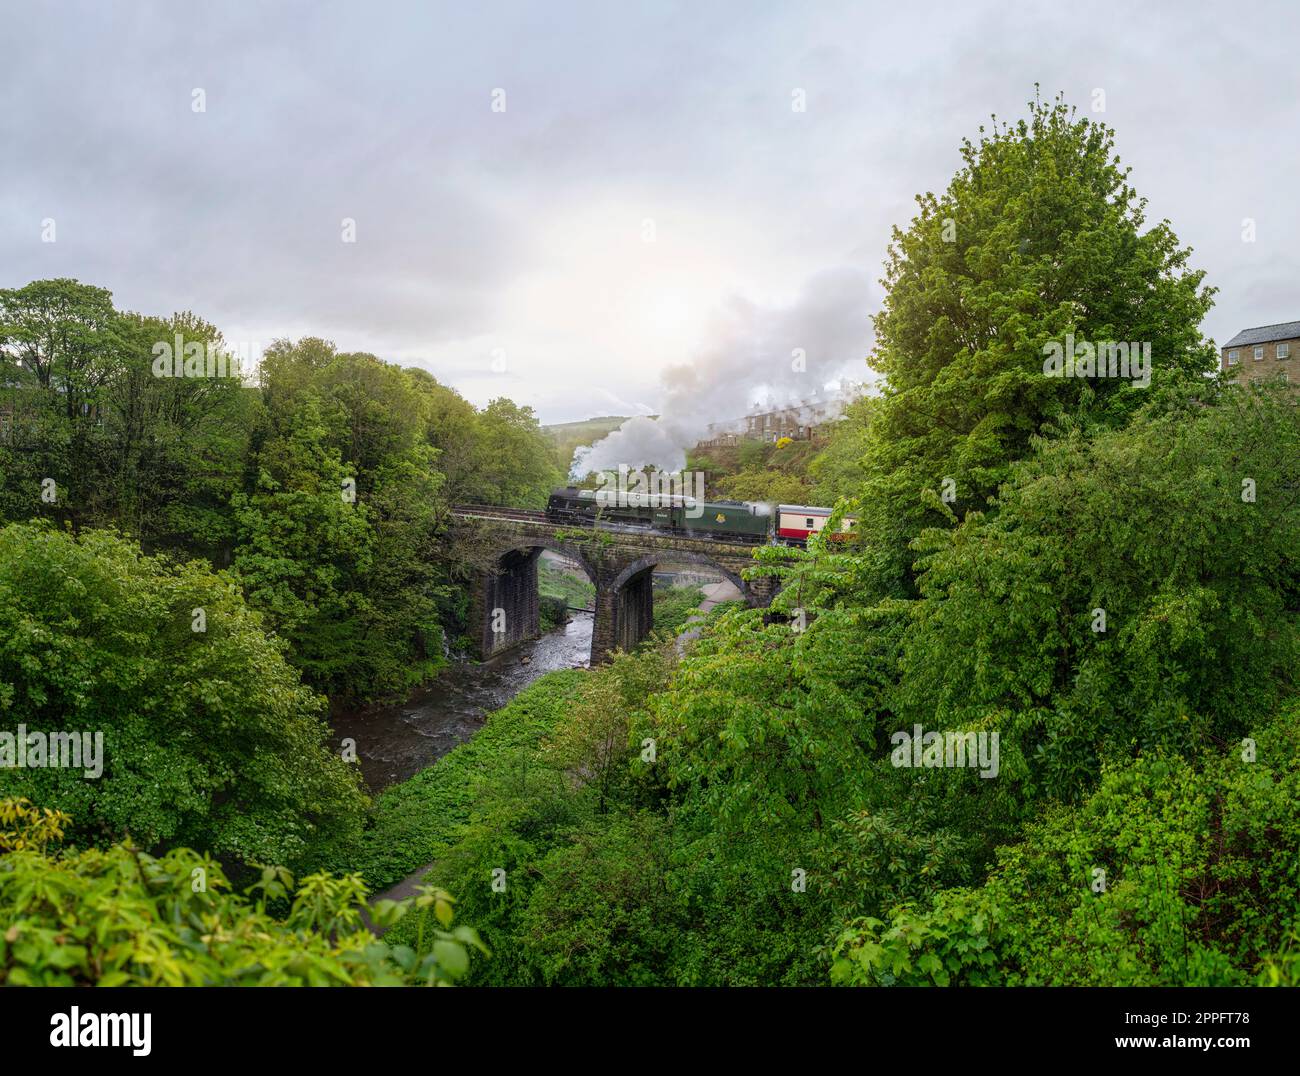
top-left (451, 505), bottom-right (779, 664)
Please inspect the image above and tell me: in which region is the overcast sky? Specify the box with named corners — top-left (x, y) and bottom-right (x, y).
top-left (3, 0), bottom-right (1298, 423)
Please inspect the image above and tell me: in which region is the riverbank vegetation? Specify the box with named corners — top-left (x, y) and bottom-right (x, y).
top-left (0, 798), bottom-right (484, 986)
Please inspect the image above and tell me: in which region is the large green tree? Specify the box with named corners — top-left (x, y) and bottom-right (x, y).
top-left (0, 523), bottom-right (367, 866)
top-left (857, 91), bottom-right (1217, 592)
top-left (237, 339), bottom-right (454, 701)
top-left (0, 280), bottom-right (252, 558)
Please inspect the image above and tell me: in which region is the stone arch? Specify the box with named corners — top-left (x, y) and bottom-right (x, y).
top-left (608, 551), bottom-right (756, 606)
top-left (473, 538), bottom-right (598, 660)
top-left (484, 537), bottom-right (598, 586)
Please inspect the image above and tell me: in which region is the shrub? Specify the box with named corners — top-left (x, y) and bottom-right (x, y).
top-left (831, 703), bottom-right (1300, 986)
top-left (0, 798), bottom-right (484, 986)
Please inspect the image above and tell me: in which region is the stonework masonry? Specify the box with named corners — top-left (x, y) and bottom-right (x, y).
top-left (456, 515), bottom-right (779, 665)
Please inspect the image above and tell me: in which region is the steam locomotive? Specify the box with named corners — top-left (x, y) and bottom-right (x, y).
top-left (544, 487), bottom-right (857, 546)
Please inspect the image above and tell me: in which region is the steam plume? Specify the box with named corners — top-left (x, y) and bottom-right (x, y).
top-left (571, 267), bottom-right (873, 476)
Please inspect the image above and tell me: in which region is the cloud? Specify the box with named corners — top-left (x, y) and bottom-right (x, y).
top-left (572, 265), bottom-right (874, 474)
top-left (2, 0), bottom-right (1297, 423)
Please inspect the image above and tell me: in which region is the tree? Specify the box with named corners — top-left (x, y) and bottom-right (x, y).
top-left (0, 523), bottom-right (367, 866)
top-left (0, 282), bottom-right (253, 556)
top-left (856, 90), bottom-right (1217, 592)
top-left (0, 279), bottom-right (125, 530)
top-left (714, 469), bottom-right (813, 505)
top-left (236, 340), bottom-right (457, 701)
top-left (407, 368), bottom-right (484, 504)
top-left (830, 701), bottom-right (1300, 986)
top-left (895, 383), bottom-right (1300, 801)
top-left (810, 397), bottom-right (876, 503)
top-left (470, 397), bottom-right (563, 507)
top-left (543, 644), bottom-right (673, 814)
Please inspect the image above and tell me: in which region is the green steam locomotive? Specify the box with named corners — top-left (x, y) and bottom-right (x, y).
top-left (545, 486), bottom-right (770, 542)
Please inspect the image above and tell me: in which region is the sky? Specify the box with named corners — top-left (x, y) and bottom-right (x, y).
top-left (3, 0), bottom-right (1298, 425)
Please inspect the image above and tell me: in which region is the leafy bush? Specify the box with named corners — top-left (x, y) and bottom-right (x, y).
top-left (0, 798), bottom-right (484, 986)
top-left (651, 584), bottom-right (705, 635)
top-left (897, 387), bottom-right (1300, 801)
top-left (539, 593), bottom-right (569, 632)
top-left (342, 670), bottom-right (586, 893)
top-left (831, 704), bottom-right (1300, 986)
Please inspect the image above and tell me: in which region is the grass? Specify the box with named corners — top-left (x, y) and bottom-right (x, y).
top-left (347, 669), bottom-right (587, 894)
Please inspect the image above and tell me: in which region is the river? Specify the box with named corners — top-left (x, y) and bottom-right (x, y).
top-left (330, 611), bottom-right (593, 793)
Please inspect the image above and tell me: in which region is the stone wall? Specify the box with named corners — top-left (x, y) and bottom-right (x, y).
top-left (1222, 336), bottom-right (1298, 387)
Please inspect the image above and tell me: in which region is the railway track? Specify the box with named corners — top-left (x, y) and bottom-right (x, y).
top-left (451, 505), bottom-right (549, 523)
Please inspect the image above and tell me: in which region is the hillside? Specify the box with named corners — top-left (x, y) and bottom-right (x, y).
top-left (543, 415), bottom-right (646, 475)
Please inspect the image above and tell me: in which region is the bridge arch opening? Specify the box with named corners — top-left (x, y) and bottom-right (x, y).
top-left (607, 551), bottom-right (756, 605)
top-left (600, 552), bottom-right (753, 658)
top-left (473, 540), bottom-right (598, 662)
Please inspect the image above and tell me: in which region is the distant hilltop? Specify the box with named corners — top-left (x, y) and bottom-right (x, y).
top-left (544, 415), bottom-right (658, 474)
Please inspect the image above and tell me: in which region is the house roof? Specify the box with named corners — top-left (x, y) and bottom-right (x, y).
top-left (1224, 321), bottom-right (1300, 348)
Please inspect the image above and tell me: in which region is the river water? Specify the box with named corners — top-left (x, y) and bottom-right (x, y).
top-left (330, 612), bottom-right (593, 793)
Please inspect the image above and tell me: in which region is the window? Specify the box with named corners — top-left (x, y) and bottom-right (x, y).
top-left (1228, 350), bottom-right (1239, 365)
top-left (805, 517), bottom-right (815, 528)
top-left (1278, 342), bottom-right (1291, 359)
top-left (1254, 346), bottom-right (1264, 360)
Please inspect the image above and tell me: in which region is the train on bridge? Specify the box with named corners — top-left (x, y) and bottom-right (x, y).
top-left (544, 487), bottom-right (858, 546)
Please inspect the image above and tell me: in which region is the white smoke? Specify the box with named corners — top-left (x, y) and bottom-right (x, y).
top-left (570, 267), bottom-right (874, 477)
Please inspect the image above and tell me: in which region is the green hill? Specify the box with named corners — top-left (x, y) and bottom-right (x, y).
top-left (544, 415), bottom-right (657, 475)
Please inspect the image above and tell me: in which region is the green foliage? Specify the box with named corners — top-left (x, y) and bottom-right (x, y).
top-left (831, 704), bottom-right (1300, 986)
top-left (736, 438), bottom-right (767, 471)
top-left (0, 281), bottom-right (252, 558)
top-left (896, 386), bottom-right (1299, 801)
top-left (850, 90), bottom-right (1217, 592)
top-left (0, 523), bottom-right (366, 866)
top-left (714, 469), bottom-right (813, 505)
top-left (0, 798), bottom-right (484, 986)
top-left (810, 397), bottom-right (876, 503)
top-left (651, 584), bottom-right (705, 636)
top-left (539, 593), bottom-right (569, 632)
top-left (692, 435), bottom-right (820, 504)
top-left (513, 811), bottom-right (678, 985)
top-left (238, 339), bottom-right (457, 702)
top-left (417, 649), bottom-right (682, 985)
top-left (1, 285), bottom-right (560, 706)
top-left (538, 557), bottom-right (595, 608)
top-left (343, 670), bottom-right (588, 893)
top-left (466, 398), bottom-right (564, 508)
